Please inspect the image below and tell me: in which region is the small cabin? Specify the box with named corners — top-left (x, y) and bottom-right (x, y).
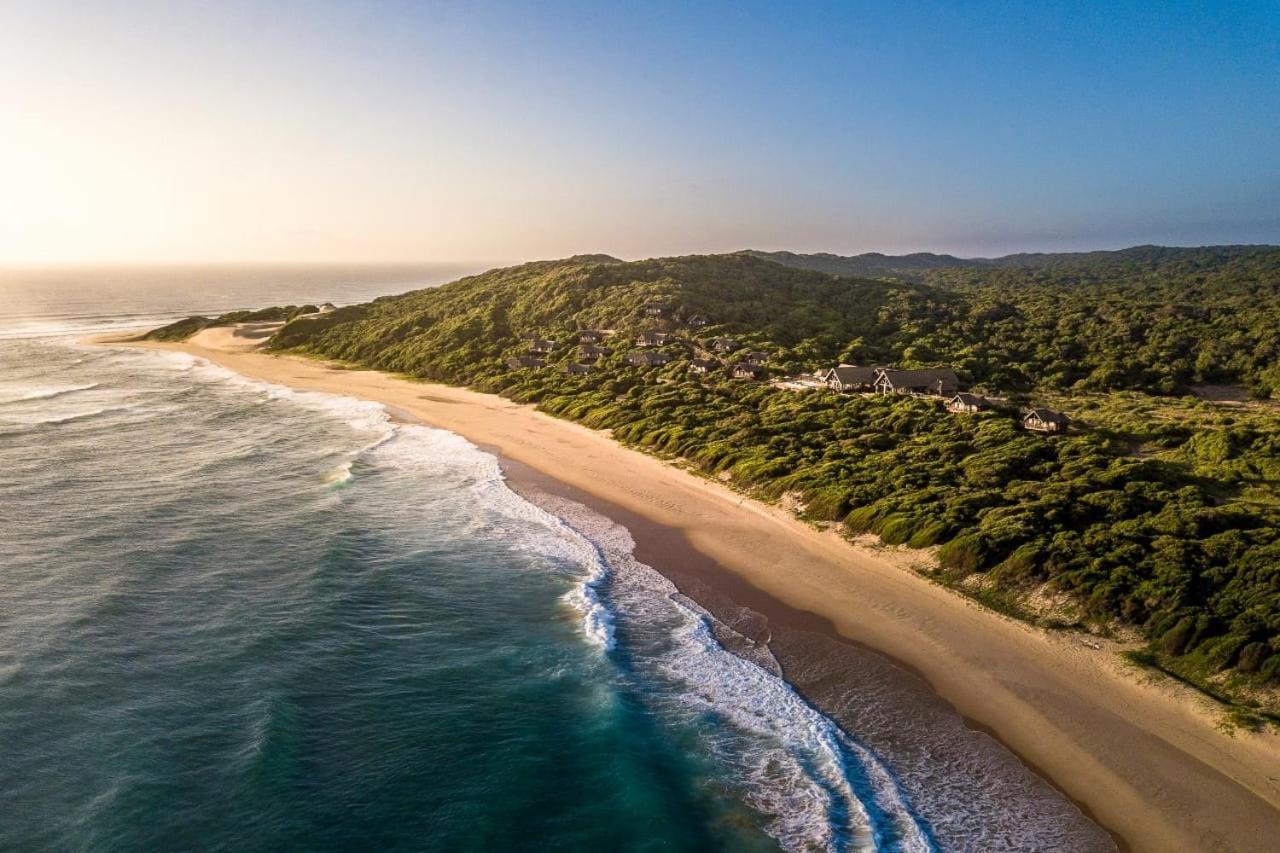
top-left (946, 393), bottom-right (991, 414)
top-left (526, 338), bottom-right (557, 354)
top-left (1024, 408), bottom-right (1069, 433)
top-left (686, 314), bottom-right (710, 327)
top-left (625, 350), bottom-right (672, 367)
top-left (578, 344), bottom-right (608, 362)
top-left (709, 337), bottom-right (741, 354)
top-left (874, 367), bottom-right (959, 397)
top-left (507, 355), bottom-right (545, 369)
top-left (731, 363), bottom-right (766, 380)
top-left (742, 351), bottom-right (770, 366)
top-left (689, 358), bottom-right (719, 374)
top-left (562, 362), bottom-right (592, 376)
top-left (643, 302), bottom-right (668, 317)
top-left (824, 365), bottom-right (880, 393)
top-left (635, 330), bottom-right (672, 347)
top-left (578, 329), bottom-right (604, 343)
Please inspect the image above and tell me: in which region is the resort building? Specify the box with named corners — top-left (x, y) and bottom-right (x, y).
top-left (635, 330), bottom-right (673, 347)
top-left (686, 314), bottom-right (710, 327)
top-left (709, 337), bottom-right (741, 353)
top-left (526, 338), bottom-right (557, 354)
top-left (625, 350), bottom-right (672, 367)
top-left (742, 351), bottom-right (770, 366)
top-left (731, 363), bottom-right (766, 380)
top-left (507, 355), bottom-right (545, 369)
top-left (689, 358), bottom-right (719, 374)
top-left (577, 329), bottom-right (604, 343)
top-left (824, 365), bottom-right (881, 393)
top-left (562, 362), bottom-right (593, 375)
top-left (874, 367), bottom-right (959, 397)
top-left (946, 393), bottom-right (992, 414)
top-left (1024, 408), bottom-right (1070, 433)
top-left (643, 302), bottom-right (668, 317)
top-left (578, 344), bottom-right (609, 362)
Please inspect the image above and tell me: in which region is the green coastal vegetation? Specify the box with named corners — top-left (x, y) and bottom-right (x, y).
top-left (153, 247), bottom-right (1280, 715)
top-left (143, 304), bottom-right (322, 341)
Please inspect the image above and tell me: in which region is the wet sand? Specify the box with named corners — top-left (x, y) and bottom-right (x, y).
top-left (95, 326), bottom-right (1280, 852)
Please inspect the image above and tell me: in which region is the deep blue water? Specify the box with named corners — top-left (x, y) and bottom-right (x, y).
top-left (0, 269), bottom-right (1114, 852)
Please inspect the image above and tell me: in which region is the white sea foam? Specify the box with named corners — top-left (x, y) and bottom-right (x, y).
top-left (0, 404), bottom-right (138, 428)
top-left (324, 461), bottom-right (356, 486)
top-left (348, 417), bottom-right (933, 851)
top-left (120, 350), bottom-right (934, 851)
top-left (134, 356), bottom-right (923, 851)
top-left (530, 491), bottom-right (936, 853)
top-left (0, 383), bottom-right (100, 405)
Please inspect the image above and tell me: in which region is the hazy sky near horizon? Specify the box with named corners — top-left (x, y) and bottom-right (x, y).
top-left (3, 1), bottom-right (1278, 265)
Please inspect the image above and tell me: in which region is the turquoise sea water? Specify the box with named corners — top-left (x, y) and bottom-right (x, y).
top-left (0, 269), bottom-right (1113, 852)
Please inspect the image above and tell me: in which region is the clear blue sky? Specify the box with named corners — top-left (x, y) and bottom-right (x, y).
top-left (1, 0), bottom-right (1277, 262)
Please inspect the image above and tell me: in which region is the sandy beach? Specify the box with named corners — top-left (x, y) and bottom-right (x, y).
top-left (101, 325), bottom-right (1280, 852)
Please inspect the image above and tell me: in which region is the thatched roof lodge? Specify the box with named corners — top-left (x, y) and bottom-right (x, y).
top-left (643, 301), bottom-right (668, 316)
top-left (709, 336), bottom-right (741, 353)
top-left (731, 363), bottom-right (766, 380)
top-left (689, 358), bottom-right (719, 374)
top-left (946, 393), bottom-right (991, 414)
top-left (874, 367), bottom-right (959, 397)
top-left (742, 351), bottom-right (770, 366)
top-left (635, 330), bottom-right (673, 347)
top-left (578, 344), bottom-right (609, 362)
top-left (507, 355), bottom-right (545, 369)
top-left (578, 329), bottom-right (604, 343)
top-left (562, 362), bottom-right (593, 375)
top-left (686, 313), bottom-right (710, 327)
top-left (625, 350), bottom-right (672, 367)
top-left (525, 337), bottom-right (556, 354)
top-left (1024, 408), bottom-right (1070, 433)
top-left (825, 365), bottom-right (880, 393)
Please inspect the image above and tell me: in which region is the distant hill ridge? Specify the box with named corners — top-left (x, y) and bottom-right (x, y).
top-left (742, 244), bottom-right (1279, 280)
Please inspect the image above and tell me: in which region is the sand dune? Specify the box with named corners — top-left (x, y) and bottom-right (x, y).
top-left (99, 325), bottom-right (1280, 851)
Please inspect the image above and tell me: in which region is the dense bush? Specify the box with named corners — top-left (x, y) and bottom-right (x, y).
top-left (262, 251), bottom-right (1280, 691)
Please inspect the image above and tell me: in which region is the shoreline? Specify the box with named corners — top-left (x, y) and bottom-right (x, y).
top-left (92, 327), bottom-right (1280, 851)
top-left (497, 455), bottom-right (1124, 851)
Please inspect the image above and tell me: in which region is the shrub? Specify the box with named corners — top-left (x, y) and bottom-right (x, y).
top-left (1160, 615), bottom-right (1197, 656)
top-left (938, 533), bottom-right (989, 575)
top-left (878, 514), bottom-right (915, 546)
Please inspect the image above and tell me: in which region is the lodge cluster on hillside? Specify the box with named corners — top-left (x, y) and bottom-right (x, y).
top-left (506, 300), bottom-right (1070, 434)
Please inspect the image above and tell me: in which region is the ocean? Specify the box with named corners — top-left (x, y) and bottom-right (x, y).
top-left (0, 267), bottom-right (1114, 852)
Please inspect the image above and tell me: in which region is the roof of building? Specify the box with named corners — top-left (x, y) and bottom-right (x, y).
top-left (876, 367), bottom-right (960, 388)
top-left (1025, 408), bottom-right (1070, 424)
top-left (949, 392), bottom-right (989, 407)
top-left (826, 365), bottom-right (881, 385)
top-left (626, 350), bottom-right (671, 364)
top-left (689, 358), bottom-right (719, 369)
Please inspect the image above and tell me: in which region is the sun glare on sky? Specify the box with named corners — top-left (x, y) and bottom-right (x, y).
top-left (2, 0), bottom-right (1277, 265)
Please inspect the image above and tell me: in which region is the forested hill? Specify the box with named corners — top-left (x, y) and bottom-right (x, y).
top-left (746, 246), bottom-right (1280, 396)
top-left (267, 253), bottom-right (956, 381)
top-left (272, 248), bottom-right (1280, 397)
top-left (249, 251), bottom-right (1280, 708)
